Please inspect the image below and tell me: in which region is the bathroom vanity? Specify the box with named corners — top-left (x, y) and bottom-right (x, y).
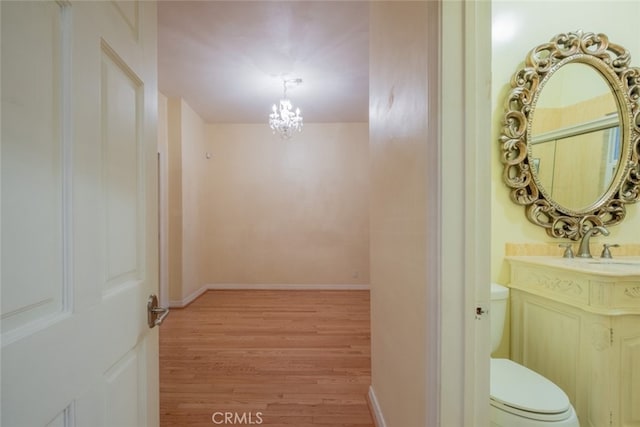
top-left (507, 256), bottom-right (640, 427)
top-left (496, 27), bottom-right (640, 427)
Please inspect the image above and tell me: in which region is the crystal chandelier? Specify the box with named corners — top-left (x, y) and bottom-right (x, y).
top-left (269, 78), bottom-right (303, 139)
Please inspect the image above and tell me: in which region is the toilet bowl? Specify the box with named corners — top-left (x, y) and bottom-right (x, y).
top-left (490, 284), bottom-right (579, 427)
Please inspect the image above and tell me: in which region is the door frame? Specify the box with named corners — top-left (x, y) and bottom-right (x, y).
top-left (429, 1), bottom-right (492, 425)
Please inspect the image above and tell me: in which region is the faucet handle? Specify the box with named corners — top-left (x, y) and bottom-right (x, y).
top-left (559, 243), bottom-right (574, 258)
top-left (601, 243), bottom-right (620, 259)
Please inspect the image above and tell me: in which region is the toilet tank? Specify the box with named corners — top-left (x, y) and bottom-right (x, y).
top-left (490, 283), bottom-right (509, 353)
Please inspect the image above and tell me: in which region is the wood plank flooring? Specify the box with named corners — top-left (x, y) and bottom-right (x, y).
top-left (160, 290), bottom-right (374, 427)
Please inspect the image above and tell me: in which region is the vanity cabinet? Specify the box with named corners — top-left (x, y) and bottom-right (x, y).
top-left (507, 257), bottom-right (640, 427)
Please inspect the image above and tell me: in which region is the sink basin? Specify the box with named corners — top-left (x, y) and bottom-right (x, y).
top-left (568, 257), bottom-right (640, 275)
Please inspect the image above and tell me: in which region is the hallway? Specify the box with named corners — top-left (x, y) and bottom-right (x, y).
top-left (160, 290), bottom-right (373, 427)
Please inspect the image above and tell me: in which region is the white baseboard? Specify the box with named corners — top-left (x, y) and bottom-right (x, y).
top-left (168, 285), bottom-right (209, 308)
top-left (168, 283), bottom-right (370, 307)
top-left (368, 385), bottom-right (387, 427)
top-left (206, 283), bottom-right (370, 291)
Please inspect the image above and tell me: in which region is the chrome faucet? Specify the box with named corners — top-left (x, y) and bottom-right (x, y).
top-left (577, 226), bottom-right (609, 258)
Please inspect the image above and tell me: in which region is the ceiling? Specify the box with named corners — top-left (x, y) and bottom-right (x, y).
top-left (157, 1), bottom-right (370, 124)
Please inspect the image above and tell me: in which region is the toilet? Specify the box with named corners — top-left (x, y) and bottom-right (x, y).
top-left (490, 283), bottom-right (580, 427)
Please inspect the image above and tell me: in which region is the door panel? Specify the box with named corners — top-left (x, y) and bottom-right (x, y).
top-left (1, 1), bottom-right (159, 426)
top-left (1, 0), bottom-right (66, 343)
top-left (101, 40), bottom-right (143, 292)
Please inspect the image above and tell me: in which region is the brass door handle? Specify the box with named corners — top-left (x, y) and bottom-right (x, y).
top-left (147, 294), bottom-right (170, 328)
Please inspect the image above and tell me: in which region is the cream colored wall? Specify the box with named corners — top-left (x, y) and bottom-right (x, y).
top-left (179, 99), bottom-right (209, 300)
top-left (369, 2), bottom-right (430, 426)
top-left (201, 123), bottom-right (370, 285)
top-left (162, 96), bottom-right (209, 303)
top-left (158, 92), bottom-right (170, 305)
top-left (491, 1), bottom-right (640, 356)
top-left (161, 95), bottom-right (370, 301)
top-left (166, 97), bottom-right (183, 302)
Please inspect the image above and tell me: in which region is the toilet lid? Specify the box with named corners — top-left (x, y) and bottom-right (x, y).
top-left (490, 359), bottom-right (571, 417)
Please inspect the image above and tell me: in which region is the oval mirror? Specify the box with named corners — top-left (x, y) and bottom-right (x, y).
top-left (500, 31), bottom-right (640, 240)
top-left (529, 62), bottom-right (621, 212)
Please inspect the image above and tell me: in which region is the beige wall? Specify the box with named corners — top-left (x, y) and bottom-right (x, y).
top-left (160, 96), bottom-right (370, 302)
top-left (369, 2), bottom-right (431, 426)
top-left (491, 1), bottom-right (640, 356)
top-left (158, 92), bottom-right (170, 305)
top-left (162, 96), bottom-right (209, 303)
top-left (201, 123), bottom-right (370, 286)
top-left (179, 99), bottom-right (209, 300)
top-left (166, 97), bottom-right (183, 302)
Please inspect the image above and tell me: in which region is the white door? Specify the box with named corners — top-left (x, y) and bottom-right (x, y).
top-left (1, 1), bottom-right (160, 426)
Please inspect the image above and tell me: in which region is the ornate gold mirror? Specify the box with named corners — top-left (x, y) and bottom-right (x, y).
top-left (500, 31), bottom-right (640, 240)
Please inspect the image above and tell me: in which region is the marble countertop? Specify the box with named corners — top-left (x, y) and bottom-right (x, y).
top-left (506, 255), bottom-right (640, 278)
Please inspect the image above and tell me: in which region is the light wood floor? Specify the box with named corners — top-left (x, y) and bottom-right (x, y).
top-left (160, 290), bottom-right (374, 427)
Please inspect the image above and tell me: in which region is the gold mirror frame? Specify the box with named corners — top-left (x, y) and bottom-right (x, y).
top-left (500, 31), bottom-right (640, 240)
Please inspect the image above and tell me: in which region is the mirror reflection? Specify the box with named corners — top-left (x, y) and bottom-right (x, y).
top-left (530, 63), bottom-right (621, 212)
